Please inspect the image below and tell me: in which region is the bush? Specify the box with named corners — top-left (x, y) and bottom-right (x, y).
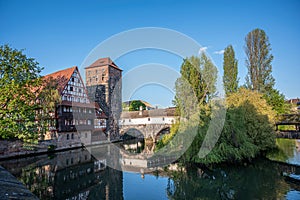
top-left (176, 88), bottom-right (276, 165)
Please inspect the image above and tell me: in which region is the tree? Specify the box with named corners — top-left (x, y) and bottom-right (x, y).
top-left (129, 100), bottom-right (146, 111)
top-left (200, 53), bottom-right (218, 101)
top-left (223, 45), bottom-right (238, 95)
top-left (195, 88), bottom-right (276, 164)
top-left (0, 45), bottom-right (44, 142)
top-left (263, 88), bottom-right (287, 115)
top-left (35, 77), bottom-right (61, 139)
top-left (174, 54), bottom-right (218, 110)
top-left (245, 28), bottom-right (274, 93)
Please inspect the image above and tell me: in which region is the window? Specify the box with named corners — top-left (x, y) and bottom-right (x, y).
top-left (71, 133), bottom-right (74, 139)
top-left (87, 119), bottom-right (91, 125)
top-left (162, 117), bottom-right (165, 121)
top-left (67, 134), bottom-right (69, 140)
top-left (148, 118), bottom-right (151, 121)
top-left (70, 86), bottom-right (73, 91)
top-left (102, 76), bottom-right (104, 81)
top-left (71, 77), bottom-right (74, 82)
top-left (63, 107), bottom-right (66, 112)
top-left (85, 133), bottom-right (87, 138)
top-left (71, 97), bottom-right (74, 101)
top-left (79, 88), bottom-right (82, 93)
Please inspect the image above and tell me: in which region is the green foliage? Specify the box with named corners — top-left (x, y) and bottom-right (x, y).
top-left (36, 78), bottom-right (61, 139)
top-left (0, 45), bottom-right (43, 142)
top-left (129, 100), bottom-right (146, 111)
top-left (174, 54), bottom-right (218, 110)
top-left (178, 89), bottom-right (276, 165)
top-left (277, 125), bottom-right (296, 131)
top-left (156, 121), bottom-right (180, 150)
top-left (47, 144), bottom-right (57, 152)
top-left (245, 28), bottom-right (275, 93)
top-left (122, 102), bottom-right (128, 111)
top-left (223, 45), bottom-right (238, 95)
top-left (263, 88), bottom-right (288, 114)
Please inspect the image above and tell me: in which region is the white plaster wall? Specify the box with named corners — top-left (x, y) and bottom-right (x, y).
top-left (119, 116), bottom-right (176, 126)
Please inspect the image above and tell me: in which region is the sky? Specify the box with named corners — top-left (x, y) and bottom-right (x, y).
top-left (1, 0), bottom-right (299, 107)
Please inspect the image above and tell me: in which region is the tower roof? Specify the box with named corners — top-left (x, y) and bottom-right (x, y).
top-left (85, 57), bottom-right (122, 71)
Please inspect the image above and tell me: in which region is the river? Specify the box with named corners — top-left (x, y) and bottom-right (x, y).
top-left (0, 138), bottom-right (300, 200)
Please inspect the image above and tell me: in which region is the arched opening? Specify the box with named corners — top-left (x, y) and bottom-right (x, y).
top-left (122, 128), bottom-right (144, 140)
top-left (120, 128), bottom-right (145, 154)
top-left (155, 127), bottom-right (171, 142)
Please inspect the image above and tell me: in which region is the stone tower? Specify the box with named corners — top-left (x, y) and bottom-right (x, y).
top-left (85, 57), bottom-right (122, 141)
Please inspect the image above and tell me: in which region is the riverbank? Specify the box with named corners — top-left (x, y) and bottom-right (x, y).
top-left (0, 139), bottom-right (121, 161)
top-left (0, 165), bottom-right (38, 200)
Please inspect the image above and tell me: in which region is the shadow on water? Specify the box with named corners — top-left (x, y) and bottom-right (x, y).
top-left (0, 141), bottom-right (300, 199)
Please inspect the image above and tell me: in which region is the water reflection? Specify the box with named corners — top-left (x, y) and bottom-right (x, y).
top-left (267, 138), bottom-right (300, 166)
top-left (0, 148), bottom-right (123, 200)
top-left (0, 140), bottom-right (300, 199)
top-left (166, 159), bottom-right (300, 200)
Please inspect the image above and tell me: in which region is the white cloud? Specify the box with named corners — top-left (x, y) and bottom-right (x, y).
top-left (214, 50), bottom-right (225, 55)
top-left (198, 46), bottom-right (208, 54)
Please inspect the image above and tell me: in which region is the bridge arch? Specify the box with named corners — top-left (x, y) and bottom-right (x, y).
top-left (121, 127), bottom-right (144, 140)
top-left (155, 126), bottom-right (171, 141)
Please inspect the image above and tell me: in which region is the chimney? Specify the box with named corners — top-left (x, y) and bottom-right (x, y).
top-left (139, 106), bottom-right (143, 116)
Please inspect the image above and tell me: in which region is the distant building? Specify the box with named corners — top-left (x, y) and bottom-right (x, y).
top-left (286, 98), bottom-right (300, 113)
top-left (42, 66), bottom-right (107, 147)
top-left (85, 57), bottom-right (122, 141)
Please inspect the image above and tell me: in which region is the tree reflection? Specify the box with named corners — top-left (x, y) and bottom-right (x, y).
top-left (167, 159), bottom-right (291, 199)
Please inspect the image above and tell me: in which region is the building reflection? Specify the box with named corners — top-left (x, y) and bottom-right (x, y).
top-left (0, 148), bottom-right (123, 200)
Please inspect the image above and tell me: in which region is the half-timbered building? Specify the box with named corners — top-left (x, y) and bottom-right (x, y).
top-left (43, 66), bottom-right (107, 147)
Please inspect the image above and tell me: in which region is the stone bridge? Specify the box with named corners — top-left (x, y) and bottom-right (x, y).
top-left (119, 107), bottom-right (177, 141)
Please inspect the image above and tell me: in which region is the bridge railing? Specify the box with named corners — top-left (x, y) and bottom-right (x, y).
top-left (276, 114), bottom-right (300, 124)
top-left (275, 114), bottom-right (300, 131)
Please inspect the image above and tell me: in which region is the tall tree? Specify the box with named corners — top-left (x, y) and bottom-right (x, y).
top-left (0, 45), bottom-right (43, 142)
top-left (223, 45), bottom-right (238, 95)
top-left (174, 54), bottom-right (218, 111)
top-left (245, 28), bottom-right (274, 93)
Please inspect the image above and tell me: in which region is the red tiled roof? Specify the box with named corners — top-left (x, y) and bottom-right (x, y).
top-left (121, 107), bottom-right (177, 119)
top-left (85, 57), bottom-right (122, 71)
top-left (43, 66), bottom-right (77, 94)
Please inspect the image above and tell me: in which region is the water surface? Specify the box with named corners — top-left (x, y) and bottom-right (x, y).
top-left (0, 139), bottom-right (299, 199)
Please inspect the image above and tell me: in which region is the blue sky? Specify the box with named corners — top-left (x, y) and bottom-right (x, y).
top-left (1, 0), bottom-right (299, 107)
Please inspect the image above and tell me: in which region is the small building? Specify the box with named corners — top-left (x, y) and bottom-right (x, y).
top-left (42, 66), bottom-right (107, 148)
top-left (286, 98), bottom-right (300, 113)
